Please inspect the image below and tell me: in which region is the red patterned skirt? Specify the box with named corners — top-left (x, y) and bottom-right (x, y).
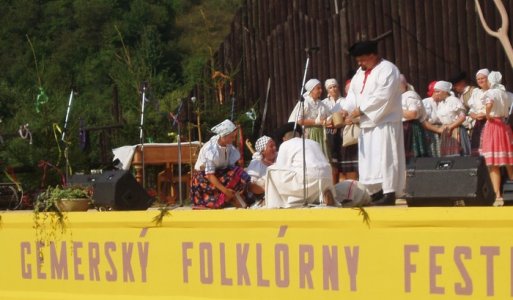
top-left (479, 118), bottom-right (513, 166)
top-left (190, 166), bottom-right (250, 208)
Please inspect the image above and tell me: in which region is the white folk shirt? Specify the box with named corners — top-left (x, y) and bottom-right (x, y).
top-left (296, 96), bottom-right (330, 121)
top-left (483, 88), bottom-right (511, 118)
top-left (401, 90), bottom-right (426, 122)
top-left (467, 88), bottom-right (486, 115)
top-left (322, 96), bottom-right (343, 113)
top-left (422, 97), bottom-right (439, 124)
top-left (344, 59), bottom-right (403, 128)
top-left (246, 158), bottom-right (268, 187)
top-left (435, 96), bottom-right (466, 125)
top-left (194, 135), bottom-right (240, 174)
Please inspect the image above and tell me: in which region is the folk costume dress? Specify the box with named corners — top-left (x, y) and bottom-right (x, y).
top-left (422, 96), bottom-right (442, 157)
top-left (191, 120), bottom-right (251, 208)
top-left (479, 72), bottom-right (513, 166)
top-left (332, 98), bottom-right (359, 173)
top-left (402, 90), bottom-right (428, 161)
top-left (322, 92), bottom-right (343, 166)
top-left (435, 95), bottom-right (471, 156)
top-left (246, 135), bottom-right (273, 188)
top-left (288, 79), bottom-right (331, 160)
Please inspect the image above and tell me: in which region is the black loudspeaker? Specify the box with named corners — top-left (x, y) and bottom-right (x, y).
top-left (404, 156), bottom-right (495, 206)
top-left (68, 173), bottom-right (100, 185)
top-left (69, 170), bottom-right (153, 210)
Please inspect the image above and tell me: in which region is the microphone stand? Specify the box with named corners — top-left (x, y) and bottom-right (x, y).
top-left (139, 83), bottom-right (147, 188)
top-left (61, 89), bottom-right (74, 142)
top-left (230, 95), bottom-right (236, 121)
top-left (61, 89), bottom-right (74, 181)
top-left (293, 48), bottom-right (314, 204)
top-left (171, 99), bottom-right (185, 206)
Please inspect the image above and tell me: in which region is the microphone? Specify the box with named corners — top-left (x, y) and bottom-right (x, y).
top-left (305, 46), bottom-right (320, 52)
top-left (141, 81), bottom-right (149, 93)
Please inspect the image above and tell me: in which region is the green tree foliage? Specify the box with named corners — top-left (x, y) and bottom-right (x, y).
top-left (0, 0), bottom-right (242, 190)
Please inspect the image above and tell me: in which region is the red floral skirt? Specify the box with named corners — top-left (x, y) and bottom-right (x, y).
top-left (190, 166), bottom-right (250, 208)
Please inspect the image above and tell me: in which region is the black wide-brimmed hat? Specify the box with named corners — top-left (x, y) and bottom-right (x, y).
top-left (349, 40), bottom-right (378, 57)
top-left (449, 71), bottom-right (467, 84)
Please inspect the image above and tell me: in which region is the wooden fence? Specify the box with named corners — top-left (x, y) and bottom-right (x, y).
top-left (191, 0), bottom-right (513, 138)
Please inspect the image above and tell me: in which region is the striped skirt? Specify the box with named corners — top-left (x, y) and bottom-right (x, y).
top-left (440, 125), bottom-right (470, 157)
top-left (339, 143), bottom-right (358, 173)
top-left (424, 129), bottom-right (441, 158)
top-left (424, 125), bottom-right (470, 157)
top-left (403, 120), bottom-right (429, 161)
top-left (479, 118), bottom-right (513, 166)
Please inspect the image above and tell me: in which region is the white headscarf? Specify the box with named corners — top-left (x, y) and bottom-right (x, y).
top-left (488, 71), bottom-right (506, 91)
top-left (433, 81), bottom-right (452, 93)
top-left (303, 79), bottom-right (321, 97)
top-left (476, 68), bottom-right (490, 78)
top-left (324, 78), bottom-right (338, 90)
top-left (211, 119), bottom-right (237, 137)
top-left (252, 135), bottom-right (272, 160)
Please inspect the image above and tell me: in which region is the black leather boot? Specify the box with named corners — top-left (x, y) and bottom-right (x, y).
top-left (370, 189), bottom-right (384, 202)
top-left (373, 192), bottom-right (396, 206)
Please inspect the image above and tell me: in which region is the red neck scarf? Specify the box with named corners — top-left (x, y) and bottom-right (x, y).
top-left (360, 68), bottom-right (373, 94)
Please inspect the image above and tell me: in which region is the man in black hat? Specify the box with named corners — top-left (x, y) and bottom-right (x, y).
top-left (341, 40), bottom-right (406, 206)
top-left (273, 122), bottom-right (302, 150)
top-left (449, 71), bottom-right (476, 110)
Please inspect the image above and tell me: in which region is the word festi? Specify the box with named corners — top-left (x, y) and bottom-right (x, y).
top-left (404, 245), bottom-right (513, 297)
top-left (20, 236), bottom-right (149, 282)
top-left (181, 226), bottom-right (360, 291)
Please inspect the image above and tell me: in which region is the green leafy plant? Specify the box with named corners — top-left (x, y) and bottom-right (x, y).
top-left (33, 185), bottom-right (92, 262)
top-left (35, 185), bottom-right (91, 211)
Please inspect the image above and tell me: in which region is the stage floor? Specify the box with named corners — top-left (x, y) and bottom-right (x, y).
top-left (1, 205), bottom-right (512, 299)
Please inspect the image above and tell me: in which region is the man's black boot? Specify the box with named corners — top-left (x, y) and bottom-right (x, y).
top-left (373, 192), bottom-right (396, 206)
top-left (370, 189), bottom-right (384, 202)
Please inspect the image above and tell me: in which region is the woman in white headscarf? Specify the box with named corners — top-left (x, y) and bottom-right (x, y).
top-left (288, 78), bottom-right (330, 158)
top-left (322, 78), bottom-right (343, 183)
top-left (422, 81), bottom-right (470, 156)
top-left (246, 135), bottom-right (277, 187)
top-left (191, 119), bottom-right (262, 208)
top-left (479, 71), bottom-right (513, 206)
top-left (468, 68), bottom-right (490, 155)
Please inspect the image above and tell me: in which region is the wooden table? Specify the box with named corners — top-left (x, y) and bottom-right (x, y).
top-left (131, 142), bottom-right (201, 203)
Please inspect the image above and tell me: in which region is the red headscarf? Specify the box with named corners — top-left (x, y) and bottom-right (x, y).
top-left (426, 81), bottom-right (437, 97)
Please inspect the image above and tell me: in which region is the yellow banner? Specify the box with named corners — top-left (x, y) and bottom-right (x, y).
top-left (1, 207), bottom-right (513, 299)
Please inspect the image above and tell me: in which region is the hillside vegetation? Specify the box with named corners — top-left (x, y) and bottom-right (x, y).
top-left (0, 0), bottom-right (242, 189)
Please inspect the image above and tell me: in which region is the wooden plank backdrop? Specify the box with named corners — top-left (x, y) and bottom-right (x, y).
top-left (191, 0), bottom-right (513, 139)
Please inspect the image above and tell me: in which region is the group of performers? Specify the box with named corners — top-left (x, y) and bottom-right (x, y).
top-left (191, 40), bottom-right (513, 209)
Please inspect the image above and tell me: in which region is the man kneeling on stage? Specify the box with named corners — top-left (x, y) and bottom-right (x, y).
top-left (265, 136), bottom-right (335, 208)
